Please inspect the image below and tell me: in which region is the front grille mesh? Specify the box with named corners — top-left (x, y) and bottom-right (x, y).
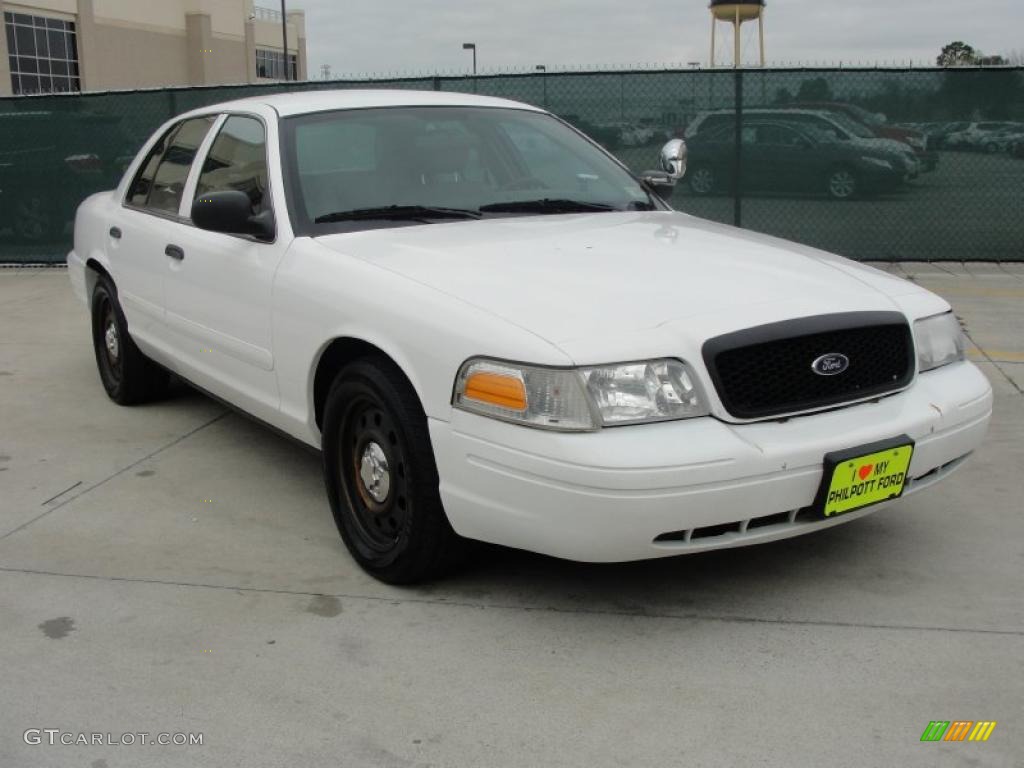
top-left (704, 315), bottom-right (914, 419)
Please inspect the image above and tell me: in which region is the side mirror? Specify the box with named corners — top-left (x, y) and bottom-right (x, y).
top-left (639, 170), bottom-right (677, 197)
top-left (639, 138), bottom-right (688, 198)
top-left (191, 190), bottom-right (275, 241)
top-left (659, 138), bottom-right (688, 180)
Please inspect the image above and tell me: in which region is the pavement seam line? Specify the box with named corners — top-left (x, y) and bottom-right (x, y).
top-left (39, 480), bottom-right (83, 506)
top-left (0, 565), bottom-right (1021, 638)
top-left (0, 410), bottom-right (230, 541)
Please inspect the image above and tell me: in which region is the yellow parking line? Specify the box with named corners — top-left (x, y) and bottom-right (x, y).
top-left (967, 349), bottom-right (1024, 362)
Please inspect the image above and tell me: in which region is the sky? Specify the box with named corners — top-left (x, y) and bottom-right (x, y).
top-left (293, 0), bottom-right (1024, 78)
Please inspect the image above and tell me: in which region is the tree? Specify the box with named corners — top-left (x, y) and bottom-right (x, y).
top-left (937, 41), bottom-right (978, 67)
top-left (772, 87), bottom-right (794, 105)
top-left (795, 77), bottom-right (833, 102)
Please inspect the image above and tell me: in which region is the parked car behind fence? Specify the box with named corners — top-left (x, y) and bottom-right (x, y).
top-left (683, 119), bottom-right (905, 200)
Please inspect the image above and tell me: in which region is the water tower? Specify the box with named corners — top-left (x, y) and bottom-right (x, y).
top-left (710, 0), bottom-right (766, 68)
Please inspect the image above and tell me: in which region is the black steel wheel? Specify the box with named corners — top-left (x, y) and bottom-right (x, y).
top-left (90, 274), bottom-right (169, 405)
top-left (342, 397), bottom-right (411, 552)
top-left (322, 356), bottom-right (465, 584)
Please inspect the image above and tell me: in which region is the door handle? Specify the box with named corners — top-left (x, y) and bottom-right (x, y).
top-left (109, 226), bottom-right (122, 239)
top-left (165, 244), bottom-right (185, 261)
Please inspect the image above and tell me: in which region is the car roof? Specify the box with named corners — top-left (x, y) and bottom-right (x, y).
top-left (179, 89), bottom-right (545, 119)
top-left (700, 108), bottom-right (837, 117)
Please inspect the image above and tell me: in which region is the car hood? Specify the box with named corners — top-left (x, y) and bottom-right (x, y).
top-left (312, 211), bottom-right (943, 363)
top-left (855, 136), bottom-right (915, 157)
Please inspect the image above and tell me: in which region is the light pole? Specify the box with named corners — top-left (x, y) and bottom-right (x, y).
top-left (536, 64), bottom-right (547, 108)
top-left (462, 42), bottom-right (476, 92)
top-left (280, 0), bottom-right (289, 81)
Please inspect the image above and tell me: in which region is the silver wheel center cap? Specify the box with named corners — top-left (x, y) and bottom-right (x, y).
top-left (359, 442), bottom-right (390, 504)
top-left (105, 322), bottom-right (119, 360)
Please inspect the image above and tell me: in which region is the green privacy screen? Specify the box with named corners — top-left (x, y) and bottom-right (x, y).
top-left (1, 67), bottom-right (1022, 263)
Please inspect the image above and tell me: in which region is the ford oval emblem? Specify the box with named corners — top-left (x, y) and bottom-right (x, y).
top-left (811, 353), bottom-right (850, 376)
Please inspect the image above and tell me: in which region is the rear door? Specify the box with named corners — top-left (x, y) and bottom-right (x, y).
top-left (161, 111), bottom-right (286, 423)
top-left (109, 116), bottom-right (217, 345)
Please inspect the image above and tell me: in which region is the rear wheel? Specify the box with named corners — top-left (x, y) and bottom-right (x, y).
top-left (826, 167), bottom-right (858, 200)
top-left (322, 357), bottom-right (464, 584)
top-left (90, 274), bottom-right (169, 404)
top-left (13, 195), bottom-right (55, 243)
top-left (688, 167), bottom-right (716, 196)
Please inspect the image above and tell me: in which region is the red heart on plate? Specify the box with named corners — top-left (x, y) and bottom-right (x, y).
top-left (858, 464), bottom-right (873, 480)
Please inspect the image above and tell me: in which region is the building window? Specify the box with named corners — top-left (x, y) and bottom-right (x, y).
top-left (4, 12), bottom-right (81, 94)
top-left (256, 49), bottom-right (297, 80)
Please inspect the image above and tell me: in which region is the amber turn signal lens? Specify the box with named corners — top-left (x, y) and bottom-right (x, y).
top-left (463, 372), bottom-right (527, 411)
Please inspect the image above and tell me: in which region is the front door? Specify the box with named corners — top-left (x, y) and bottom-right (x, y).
top-left (161, 113), bottom-right (285, 423)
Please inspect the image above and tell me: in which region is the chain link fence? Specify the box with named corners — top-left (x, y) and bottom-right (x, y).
top-left (1, 67), bottom-right (1022, 263)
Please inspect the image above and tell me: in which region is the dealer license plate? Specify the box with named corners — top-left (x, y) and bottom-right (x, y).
top-left (815, 437), bottom-right (915, 518)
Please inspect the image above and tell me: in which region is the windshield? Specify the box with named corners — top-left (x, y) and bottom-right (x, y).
top-left (281, 106), bottom-right (656, 234)
top-left (825, 112), bottom-right (876, 139)
top-left (801, 125), bottom-right (837, 143)
top-left (844, 104), bottom-right (884, 127)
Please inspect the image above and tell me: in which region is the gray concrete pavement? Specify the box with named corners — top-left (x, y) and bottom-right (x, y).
top-left (1, 266), bottom-right (1022, 767)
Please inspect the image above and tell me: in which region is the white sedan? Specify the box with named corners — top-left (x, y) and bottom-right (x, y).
top-left (68, 90), bottom-right (992, 583)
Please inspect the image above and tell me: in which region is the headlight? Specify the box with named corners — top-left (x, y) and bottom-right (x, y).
top-left (915, 312), bottom-right (965, 372)
top-left (453, 357), bottom-right (708, 431)
top-left (860, 156), bottom-right (893, 170)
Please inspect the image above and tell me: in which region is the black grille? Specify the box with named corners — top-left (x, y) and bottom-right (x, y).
top-left (703, 312), bottom-right (915, 419)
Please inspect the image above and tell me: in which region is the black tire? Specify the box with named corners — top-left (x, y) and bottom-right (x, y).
top-left (322, 356), bottom-right (464, 584)
top-left (90, 274), bottom-right (169, 405)
top-left (688, 166), bottom-right (716, 196)
top-left (13, 194), bottom-right (57, 244)
top-left (826, 166), bottom-right (858, 201)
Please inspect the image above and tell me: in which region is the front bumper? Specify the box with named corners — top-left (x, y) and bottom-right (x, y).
top-left (430, 361), bottom-right (992, 562)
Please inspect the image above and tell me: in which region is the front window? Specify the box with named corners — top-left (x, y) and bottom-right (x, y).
top-left (4, 11), bottom-right (80, 94)
top-left (195, 115), bottom-right (270, 215)
top-left (281, 106), bottom-right (656, 234)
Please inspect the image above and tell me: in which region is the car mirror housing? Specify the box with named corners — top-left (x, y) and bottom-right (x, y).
top-left (659, 138), bottom-right (688, 180)
top-left (192, 190), bottom-right (275, 241)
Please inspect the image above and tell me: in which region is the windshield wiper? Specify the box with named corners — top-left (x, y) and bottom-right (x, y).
top-left (478, 198), bottom-right (623, 215)
top-left (314, 205), bottom-right (482, 224)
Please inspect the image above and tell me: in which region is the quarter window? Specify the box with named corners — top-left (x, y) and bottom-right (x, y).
top-left (4, 11), bottom-right (80, 94)
top-left (126, 116), bottom-right (216, 214)
top-left (195, 115), bottom-right (269, 215)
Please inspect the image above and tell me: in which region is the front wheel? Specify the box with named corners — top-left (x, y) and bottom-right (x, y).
top-left (322, 357), bottom-right (464, 584)
top-left (826, 167), bottom-right (858, 200)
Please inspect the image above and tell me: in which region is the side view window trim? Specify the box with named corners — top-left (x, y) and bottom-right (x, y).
top-left (123, 113), bottom-right (218, 219)
top-left (178, 113), bottom-right (227, 218)
top-left (124, 121), bottom-right (179, 210)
